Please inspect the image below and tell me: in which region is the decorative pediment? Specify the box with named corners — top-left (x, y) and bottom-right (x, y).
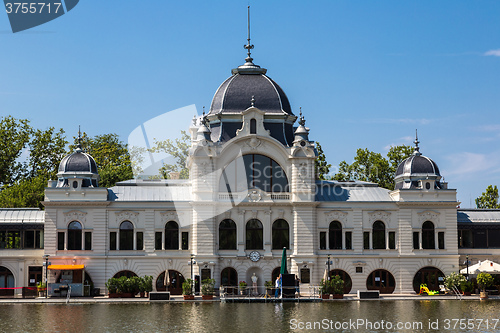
top-left (236, 107), bottom-right (271, 137)
top-left (417, 210), bottom-right (440, 224)
top-left (161, 211), bottom-right (181, 224)
top-left (324, 210), bottom-right (348, 225)
top-left (64, 210), bottom-right (87, 225)
top-left (368, 210), bottom-right (391, 224)
top-left (115, 211), bottom-right (139, 224)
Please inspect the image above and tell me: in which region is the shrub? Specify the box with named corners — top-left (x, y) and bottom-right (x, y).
top-left (201, 278), bottom-right (215, 295)
top-left (105, 277), bottom-right (119, 294)
top-left (331, 275), bottom-right (345, 295)
top-left (477, 273), bottom-right (494, 291)
top-left (460, 281), bottom-right (473, 293)
top-left (182, 279), bottom-right (193, 295)
top-left (444, 272), bottom-right (466, 290)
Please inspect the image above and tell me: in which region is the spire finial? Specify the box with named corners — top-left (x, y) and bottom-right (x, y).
top-left (298, 107), bottom-right (306, 126)
top-left (413, 129), bottom-right (421, 155)
top-left (243, 5), bottom-right (254, 64)
top-left (251, 95), bottom-right (255, 107)
top-left (76, 125), bottom-right (83, 152)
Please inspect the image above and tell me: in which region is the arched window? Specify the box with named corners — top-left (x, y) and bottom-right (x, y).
top-left (246, 219), bottom-right (263, 250)
top-left (219, 154), bottom-right (289, 193)
top-left (219, 219), bottom-right (237, 250)
top-left (329, 221), bottom-right (342, 250)
top-left (366, 269), bottom-right (396, 294)
top-left (68, 221), bottom-right (82, 250)
top-left (119, 221), bottom-right (134, 250)
top-left (221, 267), bottom-right (238, 295)
top-left (372, 221), bottom-right (386, 250)
top-left (422, 221), bottom-right (435, 249)
top-left (272, 219), bottom-right (289, 250)
top-left (165, 221), bottom-right (179, 250)
top-left (250, 118), bottom-right (257, 134)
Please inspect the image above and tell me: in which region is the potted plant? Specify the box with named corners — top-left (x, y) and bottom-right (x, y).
top-left (264, 280), bottom-right (273, 296)
top-left (201, 278), bottom-right (215, 300)
top-left (319, 278), bottom-right (330, 299)
top-left (477, 272), bottom-right (494, 299)
top-left (182, 279), bottom-right (194, 300)
top-left (331, 275), bottom-right (345, 299)
top-left (142, 275), bottom-right (153, 298)
top-left (460, 281), bottom-right (473, 296)
top-left (239, 281), bottom-right (247, 295)
top-left (105, 277), bottom-right (120, 298)
top-left (36, 282), bottom-right (46, 297)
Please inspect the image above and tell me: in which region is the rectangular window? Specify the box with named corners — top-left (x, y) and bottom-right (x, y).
top-left (1, 230), bottom-right (21, 249)
top-left (182, 232), bottom-right (189, 250)
top-left (57, 232), bottom-right (65, 250)
top-left (24, 230), bottom-right (35, 248)
top-left (458, 229), bottom-right (473, 248)
top-left (363, 232), bottom-right (370, 249)
top-left (438, 232), bottom-right (445, 249)
top-left (356, 267), bottom-right (363, 273)
top-left (487, 229), bottom-right (500, 248)
top-left (319, 232), bottom-right (326, 250)
top-left (36, 230), bottom-right (43, 249)
top-left (345, 232), bottom-right (352, 250)
top-left (473, 230), bottom-right (487, 249)
top-left (300, 268), bottom-right (311, 283)
top-left (136, 232), bottom-right (144, 250)
top-left (85, 232), bottom-right (92, 250)
top-left (389, 232), bottom-right (396, 249)
top-left (413, 232), bottom-right (419, 249)
top-left (110, 232), bottom-right (116, 250)
top-left (155, 232), bottom-right (162, 250)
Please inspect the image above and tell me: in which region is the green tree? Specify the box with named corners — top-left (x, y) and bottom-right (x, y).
top-left (69, 133), bottom-right (134, 188)
top-left (0, 116), bottom-right (32, 186)
top-left (150, 131), bottom-right (190, 179)
top-left (333, 145), bottom-right (413, 190)
top-left (475, 185), bottom-right (500, 209)
top-left (315, 141), bottom-right (331, 180)
top-left (0, 116), bottom-right (67, 208)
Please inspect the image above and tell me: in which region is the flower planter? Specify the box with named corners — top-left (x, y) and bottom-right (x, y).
top-left (480, 291), bottom-right (488, 300)
top-left (321, 294), bottom-right (330, 300)
top-left (108, 293), bottom-right (120, 298)
top-left (183, 295), bottom-right (195, 300)
top-left (332, 294), bottom-right (344, 299)
top-left (121, 293), bottom-right (135, 298)
top-left (202, 295), bottom-right (214, 300)
top-left (462, 292), bottom-right (471, 296)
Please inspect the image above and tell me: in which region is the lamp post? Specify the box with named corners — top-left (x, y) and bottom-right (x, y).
top-left (190, 254), bottom-right (194, 294)
top-left (327, 254), bottom-right (331, 281)
top-left (44, 255), bottom-right (49, 298)
top-left (466, 255), bottom-right (469, 281)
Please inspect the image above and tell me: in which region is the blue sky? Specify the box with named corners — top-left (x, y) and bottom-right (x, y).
top-left (0, 0), bottom-right (499, 207)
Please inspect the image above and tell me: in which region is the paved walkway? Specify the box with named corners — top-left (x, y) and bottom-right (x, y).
top-left (0, 294), bottom-right (498, 304)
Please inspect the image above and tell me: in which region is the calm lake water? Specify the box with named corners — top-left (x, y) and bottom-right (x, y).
top-left (0, 300), bottom-right (498, 332)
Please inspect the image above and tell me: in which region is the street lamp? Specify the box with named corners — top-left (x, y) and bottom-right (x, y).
top-left (43, 255), bottom-right (49, 297)
top-left (190, 254), bottom-right (195, 294)
top-left (466, 255), bottom-right (469, 281)
top-left (327, 254), bottom-right (331, 281)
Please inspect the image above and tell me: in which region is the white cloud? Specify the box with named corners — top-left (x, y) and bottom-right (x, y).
top-left (443, 151), bottom-right (500, 177)
top-left (485, 49), bottom-right (500, 57)
top-left (383, 136), bottom-right (413, 150)
top-left (473, 124), bottom-right (500, 132)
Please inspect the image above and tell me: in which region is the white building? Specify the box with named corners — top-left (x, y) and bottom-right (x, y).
top-left (1, 42), bottom-right (497, 297)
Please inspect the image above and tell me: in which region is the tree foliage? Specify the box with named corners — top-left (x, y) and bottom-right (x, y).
top-left (475, 185), bottom-right (500, 209)
top-left (332, 145), bottom-right (413, 190)
top-left (69, 133), bottom-right (134, 188)
top-left (315, 141), bottom-right (331, 180)
top-left (150, 131), bottom-right (190, 179)
top-left (0, 116), bottom-right (67, 208)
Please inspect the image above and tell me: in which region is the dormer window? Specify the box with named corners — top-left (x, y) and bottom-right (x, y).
top-left (250, 118), bottom-right (256, 134)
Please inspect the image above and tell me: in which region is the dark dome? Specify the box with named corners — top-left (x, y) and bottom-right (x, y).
top-left (395, 154), bottom-right (440, 179)
top-left (58, 150), bottom-right (98, 174)
top-left (209, 73), bottom-right (293, 115)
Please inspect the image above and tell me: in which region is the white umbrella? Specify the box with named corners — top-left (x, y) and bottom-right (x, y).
top-left (460, 259), bottom-right (500, 275)
top-left (164, 270), bottom-right (170, 287)
top-left (322, 269), bottom-right (328, 282)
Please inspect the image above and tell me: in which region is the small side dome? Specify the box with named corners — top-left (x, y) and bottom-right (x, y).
top-left (394, 134), bottom-right (442, 190)
top-left (56, 138), bottom-right (99, 188)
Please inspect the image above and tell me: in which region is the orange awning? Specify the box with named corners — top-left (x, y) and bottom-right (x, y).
top-left (47, 265), bottom-right (84, 270)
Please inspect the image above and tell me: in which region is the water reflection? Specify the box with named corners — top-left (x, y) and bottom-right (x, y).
top-left (0, 301), bottom-right (497, 332)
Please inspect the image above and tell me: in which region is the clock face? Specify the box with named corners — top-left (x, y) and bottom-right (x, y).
top-left (249, 251), bottom-right (261, 262)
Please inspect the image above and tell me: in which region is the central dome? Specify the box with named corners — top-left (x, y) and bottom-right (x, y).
top-left (209, 68), bottom-right (293, 116)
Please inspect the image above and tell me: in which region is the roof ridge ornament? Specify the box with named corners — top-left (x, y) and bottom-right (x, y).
top-left (231, 6), bottom-right (267, 75)
top-left (413, 129), bottom-right (421, 156)
top-left (76, 125), bottom-right (83, 153)
top-left (298, 107), bottom-right (306, 126)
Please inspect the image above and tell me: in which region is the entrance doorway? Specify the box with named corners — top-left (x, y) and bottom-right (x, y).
top-left (329, 269), bottom-right (353, 294)
top-left (220, 267), bottom-right (238, 295)
top-left (156, 270), bottom-right (185, 295)
top-left (0, 266), bottom-right (14, 297)
top-left (413, 267), bottom-right (445, 293)
top-left (366, 269), bottom-right (395, 294)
